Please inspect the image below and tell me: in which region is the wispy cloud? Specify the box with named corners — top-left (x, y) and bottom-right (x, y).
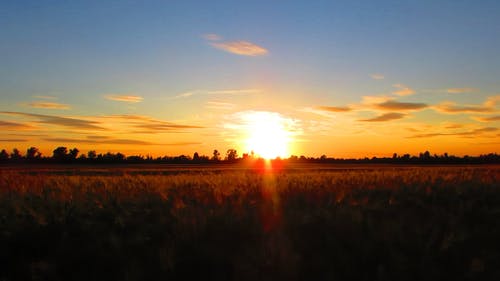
top-left (409, 127), bottom-right (498, 138)
top-left (33, 95), bottom-right (57, 100)
top-left (374, 101), bottom-right (428, 111)
top-left (174, 88), bottom-right (261, 99)
top-left (315, 106), bottom-right (352, 112)
top-left (103, 114), bottom-right (204, 133)
top-left (473, 115), bottom-right (500, 122)
top-left (210, 41), bottom-right (268, 56)
top-left (392, 84), bottom-right (415, 96)
top-left (43, 137), bottom-right (156, 145)
top-left (0, 120), bottom-right (35, 130)
top-left (205, 101), bottom-right (235, 110)
top-left (0, 138), bottom-right (28, 142)
top-left (447, 88), bottom-right (478, 94)
top-left (0, 111), bottom-right (104, 130)
top-left (164, 142), bottom-right (203, 146)
top-left (104, 94), bottom-right (143, 103)
top-left (27, 102), bottom-right (71, 110)
top-left (434, 96), bottom-right (499, 114)
top-left (203, 33), bottom-right (222, 41)
top-left (359, 112), bottom-right (406, 122)
top-left (370, 73), bottom-right (385, 80)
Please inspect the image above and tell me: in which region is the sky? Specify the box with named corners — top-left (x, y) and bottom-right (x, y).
top-left (1, 0), bottom-right (499, 158)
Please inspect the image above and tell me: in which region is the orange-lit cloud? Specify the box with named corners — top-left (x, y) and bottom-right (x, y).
top-left (102, 114), bottom-right (204, 133)
top-left (27, 102), bottom-right (71, 110)
top-left (0, 120), bottom-right (35, 130)
top-left (370, 73), bottom-right (385, 80)
top-left (434, 102), bottom-right (495, 114)
top-left (409, 127), bottom-right (498, 138)
top-left (374, 101), bottom-right (428, 111)
top-left (43, 137), bottom-right (156, 145)
top-left (210, 41), bottom-right (268, 56)
top-left (0, 138), bottom-right (28, 142)
top-left (104, 94), bottom-right (143, 103)
top-left (359, 112), bottom-right (406, 122)
top-left (174, 88), bottom-right (261, 99)
top-left (0, 111), bottom-right (104, 130)
top-left (315, 106), bottom-right (352, 112)
top-left (392, 84), bottom-right (415, 96)
top-left (473, 115), bottom-right (500, 122)
top-left (447, 88), bottom-right (478, 93)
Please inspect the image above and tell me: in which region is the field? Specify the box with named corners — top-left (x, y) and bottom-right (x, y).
top-left (1, 164), bottom-right (499, 281)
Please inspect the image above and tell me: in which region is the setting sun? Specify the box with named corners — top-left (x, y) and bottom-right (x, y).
top-left (240, 111), bottom-right (293, 159)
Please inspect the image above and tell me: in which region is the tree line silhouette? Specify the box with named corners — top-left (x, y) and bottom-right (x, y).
top-left (0, 146), bottom-right (498, 165)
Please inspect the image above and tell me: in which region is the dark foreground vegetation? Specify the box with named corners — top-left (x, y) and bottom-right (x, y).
top-left (1, 165), bottom-right (499, 281)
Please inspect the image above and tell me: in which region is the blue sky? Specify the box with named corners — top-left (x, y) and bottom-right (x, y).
top-left (1, 0), bottom-right (499, 157)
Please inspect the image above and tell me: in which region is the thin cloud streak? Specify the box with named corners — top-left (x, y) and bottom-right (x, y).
top-left (210, 41), bottom-right (268, 56)
top-left (392, 84), bottom-right (415, 96)
top-left (0, 111), bottom-right (104, 130)
top-left (359, 112), bottom-right (406, 122)
top-left (473, 115), bottom-right (500, 122)
top-left (315, 106), bottom-right (352, 112)
top-left (409, 127), bottom-right (498, 138)
top-left (173, 88), bottom-right (261, 99)
top-left (447, 88), bottom-right (478, 93)
top-left (27, 102), bottom-right (71, 110)
top-left (375, 101), bottom-right (428, 111)
top-left (104, 94), bottom-right (143, 103)
top-left (0, 120), bottom-right (35, 130)
top-left (370, 73), bottom-right (385, 80)
top-left (43, 137), bottom-right (156, 145)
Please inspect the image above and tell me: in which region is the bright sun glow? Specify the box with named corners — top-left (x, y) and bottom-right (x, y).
top-left (240, 111), bottom-right (294, 159)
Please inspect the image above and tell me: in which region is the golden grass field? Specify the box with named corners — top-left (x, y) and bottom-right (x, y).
top-left (1, 164), bottom-right (499, 281)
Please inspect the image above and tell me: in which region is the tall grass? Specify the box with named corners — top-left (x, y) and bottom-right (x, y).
top-left (0, 166), bottom-right (499, 280)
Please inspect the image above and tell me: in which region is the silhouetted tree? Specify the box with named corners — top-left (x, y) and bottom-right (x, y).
top-left (69, 148), bottom-right (79, 160)
top-left (26, 147), bottom-right (41, 160)
top-left (193, 152), bottom-right (200, 162)
top-left (0, 149), bottom-right (9, 161)
top-left (212, 149), bottom-right (220, 161)
top-left (226, 149), bottom-right (238, 161)
top-left (87, 150), bottom-right (97, 159)
top-left (11, 148), bottom-right (22, 160)
top-left (53, 146), bottom-right (68, 161)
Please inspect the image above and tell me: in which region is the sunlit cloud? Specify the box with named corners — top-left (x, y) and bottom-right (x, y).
top-left (392, 84), bottom-right (415, 96)
top-left (0, 111), bottom-right (104, 130)
top-left (472, 115), bottom-right (500, 122)
top-left (102, 114), bottom-right (204, 133)
top-left (26, 102), bottom-right (71, 110)
top-left (203, 33), bottom-right (222, 41)
top-left (164, 142), bottom-right (203, 146)
top-left (434, 96), bottom-right (499, 114)
top-left (359, 112), bottom-right (406, 122)
top-left (361, 95), bottom-right (393, 105)
top-left (409, 127), bottom-right (498, 138)
top-left (374, 101), bottom-right (428, 111)
top-left (370, 73), bottom-right (385, 80)
top-left (0, 138), bottom-right (28, 142)
top-left (447, 88), bottom-right (479, 94)
top-left (315, 106), bottom-right (352, 112)
top-left (104, 94), bottom-right (143, 103)
top-left (0, 120), bottom-right (35, 130)
top-left (210, 41), bottom-right (268, 56)
top-left (173, 88), bottom-right (261, 99)
top-left (43, 137), bottom-right (156, 145)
